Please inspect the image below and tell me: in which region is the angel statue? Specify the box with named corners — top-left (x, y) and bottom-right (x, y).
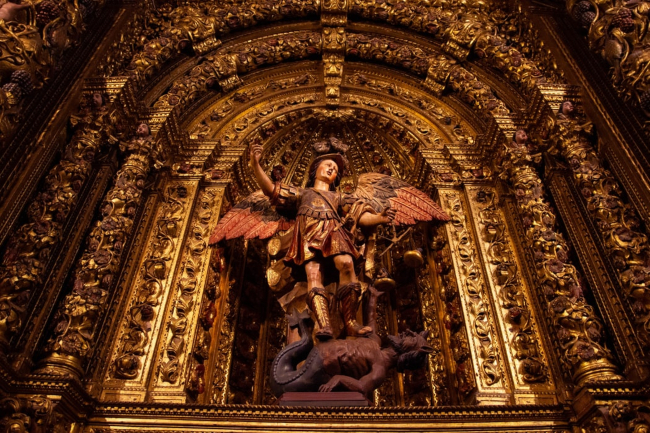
top-left (210, 137), bottom-right (449, 345)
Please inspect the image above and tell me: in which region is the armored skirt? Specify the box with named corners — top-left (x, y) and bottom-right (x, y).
top-left (272, 185), bottom-right (361, 266)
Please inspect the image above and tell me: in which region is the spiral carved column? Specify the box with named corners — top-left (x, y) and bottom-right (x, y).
top-left (548, 103), bottom-right (650, 375)
top-left (36, 125), bottom-right (162, 378)
top-left (500, 138), bottom-right (621, 385)
top-left (0, 86), bottom-right (120, 353)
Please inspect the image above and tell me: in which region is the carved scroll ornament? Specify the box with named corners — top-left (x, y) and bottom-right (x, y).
top-left (112, 184), bottom-right (189, 380)
top-left (41, 125), bottom-right (161, 374)
top-left (0, 99), bottom-right (115, 348)
top-left (551, 106), bottom-right (650, 349)
top-left (500, 141), bottom-right (620, 384)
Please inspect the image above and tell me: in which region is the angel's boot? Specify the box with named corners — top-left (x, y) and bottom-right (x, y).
top-left (308, 287), bottom-right (333, 341)
top-left (338, 282), bottom-right (372, 337)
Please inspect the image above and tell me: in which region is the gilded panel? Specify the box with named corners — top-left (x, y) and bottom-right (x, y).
top-left (101, 181), bottom-right (197, 401)
top-left (148, 187), bottom-right (224, 402)
top-left (439, 189), bottom-right (510, 403)
top-left (465, 185), bottom-right (557, 405)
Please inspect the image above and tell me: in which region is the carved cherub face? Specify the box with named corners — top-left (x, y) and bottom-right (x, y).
top-left (561, 101), bottom-right (574, 117)
top-left (513, 129), bottom-right (528, 145)
top-left (92, 92), bottom-right (104, 108)
top-left (316, 159), bottom-right (339, 185)
top-left (137, 123), bottom-right (150, 137)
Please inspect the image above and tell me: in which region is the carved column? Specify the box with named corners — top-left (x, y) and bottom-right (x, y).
top-left (0, 80), bottom-right (124, 356)
top-left (543, 101), bottom-right (650, 378)
top-left (438, 188), bottom-right (512, 404)
top-left (465, 184), bottom-right (558, 404)
top-left (499, 133), bottom-right (621, 385)
top-left (36, 124), bottom-right (163, 378)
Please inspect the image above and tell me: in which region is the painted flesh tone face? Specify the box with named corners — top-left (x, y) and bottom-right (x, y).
top-left (315, 159), bottom-right (338, 186)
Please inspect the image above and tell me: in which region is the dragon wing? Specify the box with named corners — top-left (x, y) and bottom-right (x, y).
top-left (209, 190), bottom-right (295, 245)
top-left (352, 173), bottom-right (450, 225)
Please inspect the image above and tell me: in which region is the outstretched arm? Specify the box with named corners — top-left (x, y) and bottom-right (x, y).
top-left (249, 143), bottom-right (274, 197)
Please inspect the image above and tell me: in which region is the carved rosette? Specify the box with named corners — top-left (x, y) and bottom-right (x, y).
top-left (111, 183), bottom-right (192, 381)
top-left (468, 186), bottom-right (557, 401)
top-left (500, 143), bottom-right (621, 384)
top-left (441, 190), bottom-right (509, 402)
top-left (0, 108), bottom-right (113, 348)
top-left (39, 130), bottom-right (162, 376)
top-left (553, 115), bottom-right (650, 350)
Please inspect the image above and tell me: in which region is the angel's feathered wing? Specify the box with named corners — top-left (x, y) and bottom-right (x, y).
top-left (209, 190), bottom-right (295, 245)
top-left (352, 173), bottom-right (450, 225)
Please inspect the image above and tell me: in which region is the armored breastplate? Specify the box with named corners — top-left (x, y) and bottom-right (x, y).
top-left (298, 189), bottom-right (339, 220)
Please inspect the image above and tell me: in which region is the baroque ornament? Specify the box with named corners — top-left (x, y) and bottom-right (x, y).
top-left (0, 92), bottom-right (116, 348)
top-left (499, 132), bottom-right (621, 384)
top-left (550, 101), bottom-right (650, 350)
top-left (40, 123), bottom-right (162, 376)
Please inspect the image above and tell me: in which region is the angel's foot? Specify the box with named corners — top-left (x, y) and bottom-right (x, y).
top-left (346, 321), bottom-right (373, 338)
top-left (315, 326), bottom-right (333, 341)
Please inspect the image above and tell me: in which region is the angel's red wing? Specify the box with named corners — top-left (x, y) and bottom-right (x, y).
top-left (209, 191), bottom-right (294, 245)
top-left (354, 173), bottom-right (450, 225)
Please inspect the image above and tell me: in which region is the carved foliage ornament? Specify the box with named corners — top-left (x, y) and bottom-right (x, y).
top-left (499, 140), bottom-right (620, 383)
top-left (551, 106), bottom-right (650, 349)
top-left (113, 184), bottom-right (189, 380)
top-left (45, 126), bottom-right (161, 363)
top-left (0, 96), bottom-right (116, 347)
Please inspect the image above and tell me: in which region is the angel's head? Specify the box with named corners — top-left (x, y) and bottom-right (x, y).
top-left (307, 154), bottom-right (347, 190)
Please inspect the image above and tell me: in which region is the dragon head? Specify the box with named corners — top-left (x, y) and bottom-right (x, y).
top-left (388, 330), bottom-right (434, 373)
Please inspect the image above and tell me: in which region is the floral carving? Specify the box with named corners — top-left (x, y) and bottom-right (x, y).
top-left (0, 94), bottom-right (115, 347)
top-left (43, 124), bottom-right (162, 368)
top-left (159, 188), bottom-right (219, 385)
top-left (442, 192), bottom-right (503, 388)
top-left (567, 0), bottom-right (650, 116)
top-left (113, 184), bottom-right (188, 380)
top-left (499, 135), bottom-right (621, 384)
top-left (123, 2), bottom-right (320, 83)
top-left (0, 0), bottom-right (106, 142)
top-left (551, 101), bottom-right (650, 349)
top-left (153, 32), bottom-right (322, 110)
top-left (473, 188), bottom-right (548, 384)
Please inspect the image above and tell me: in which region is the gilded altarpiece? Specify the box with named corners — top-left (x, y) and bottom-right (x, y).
top-left (2, 0), bottom-right (650, 431)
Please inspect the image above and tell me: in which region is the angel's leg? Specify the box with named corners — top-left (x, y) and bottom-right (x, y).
top-left (305, 260), bottom-right (333, 340)
top-left (334, 255), bottom-right (372, 337)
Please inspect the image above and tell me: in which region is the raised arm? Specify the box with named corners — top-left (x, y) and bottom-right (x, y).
top-left (249, 143), bottom-right (275, 197)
